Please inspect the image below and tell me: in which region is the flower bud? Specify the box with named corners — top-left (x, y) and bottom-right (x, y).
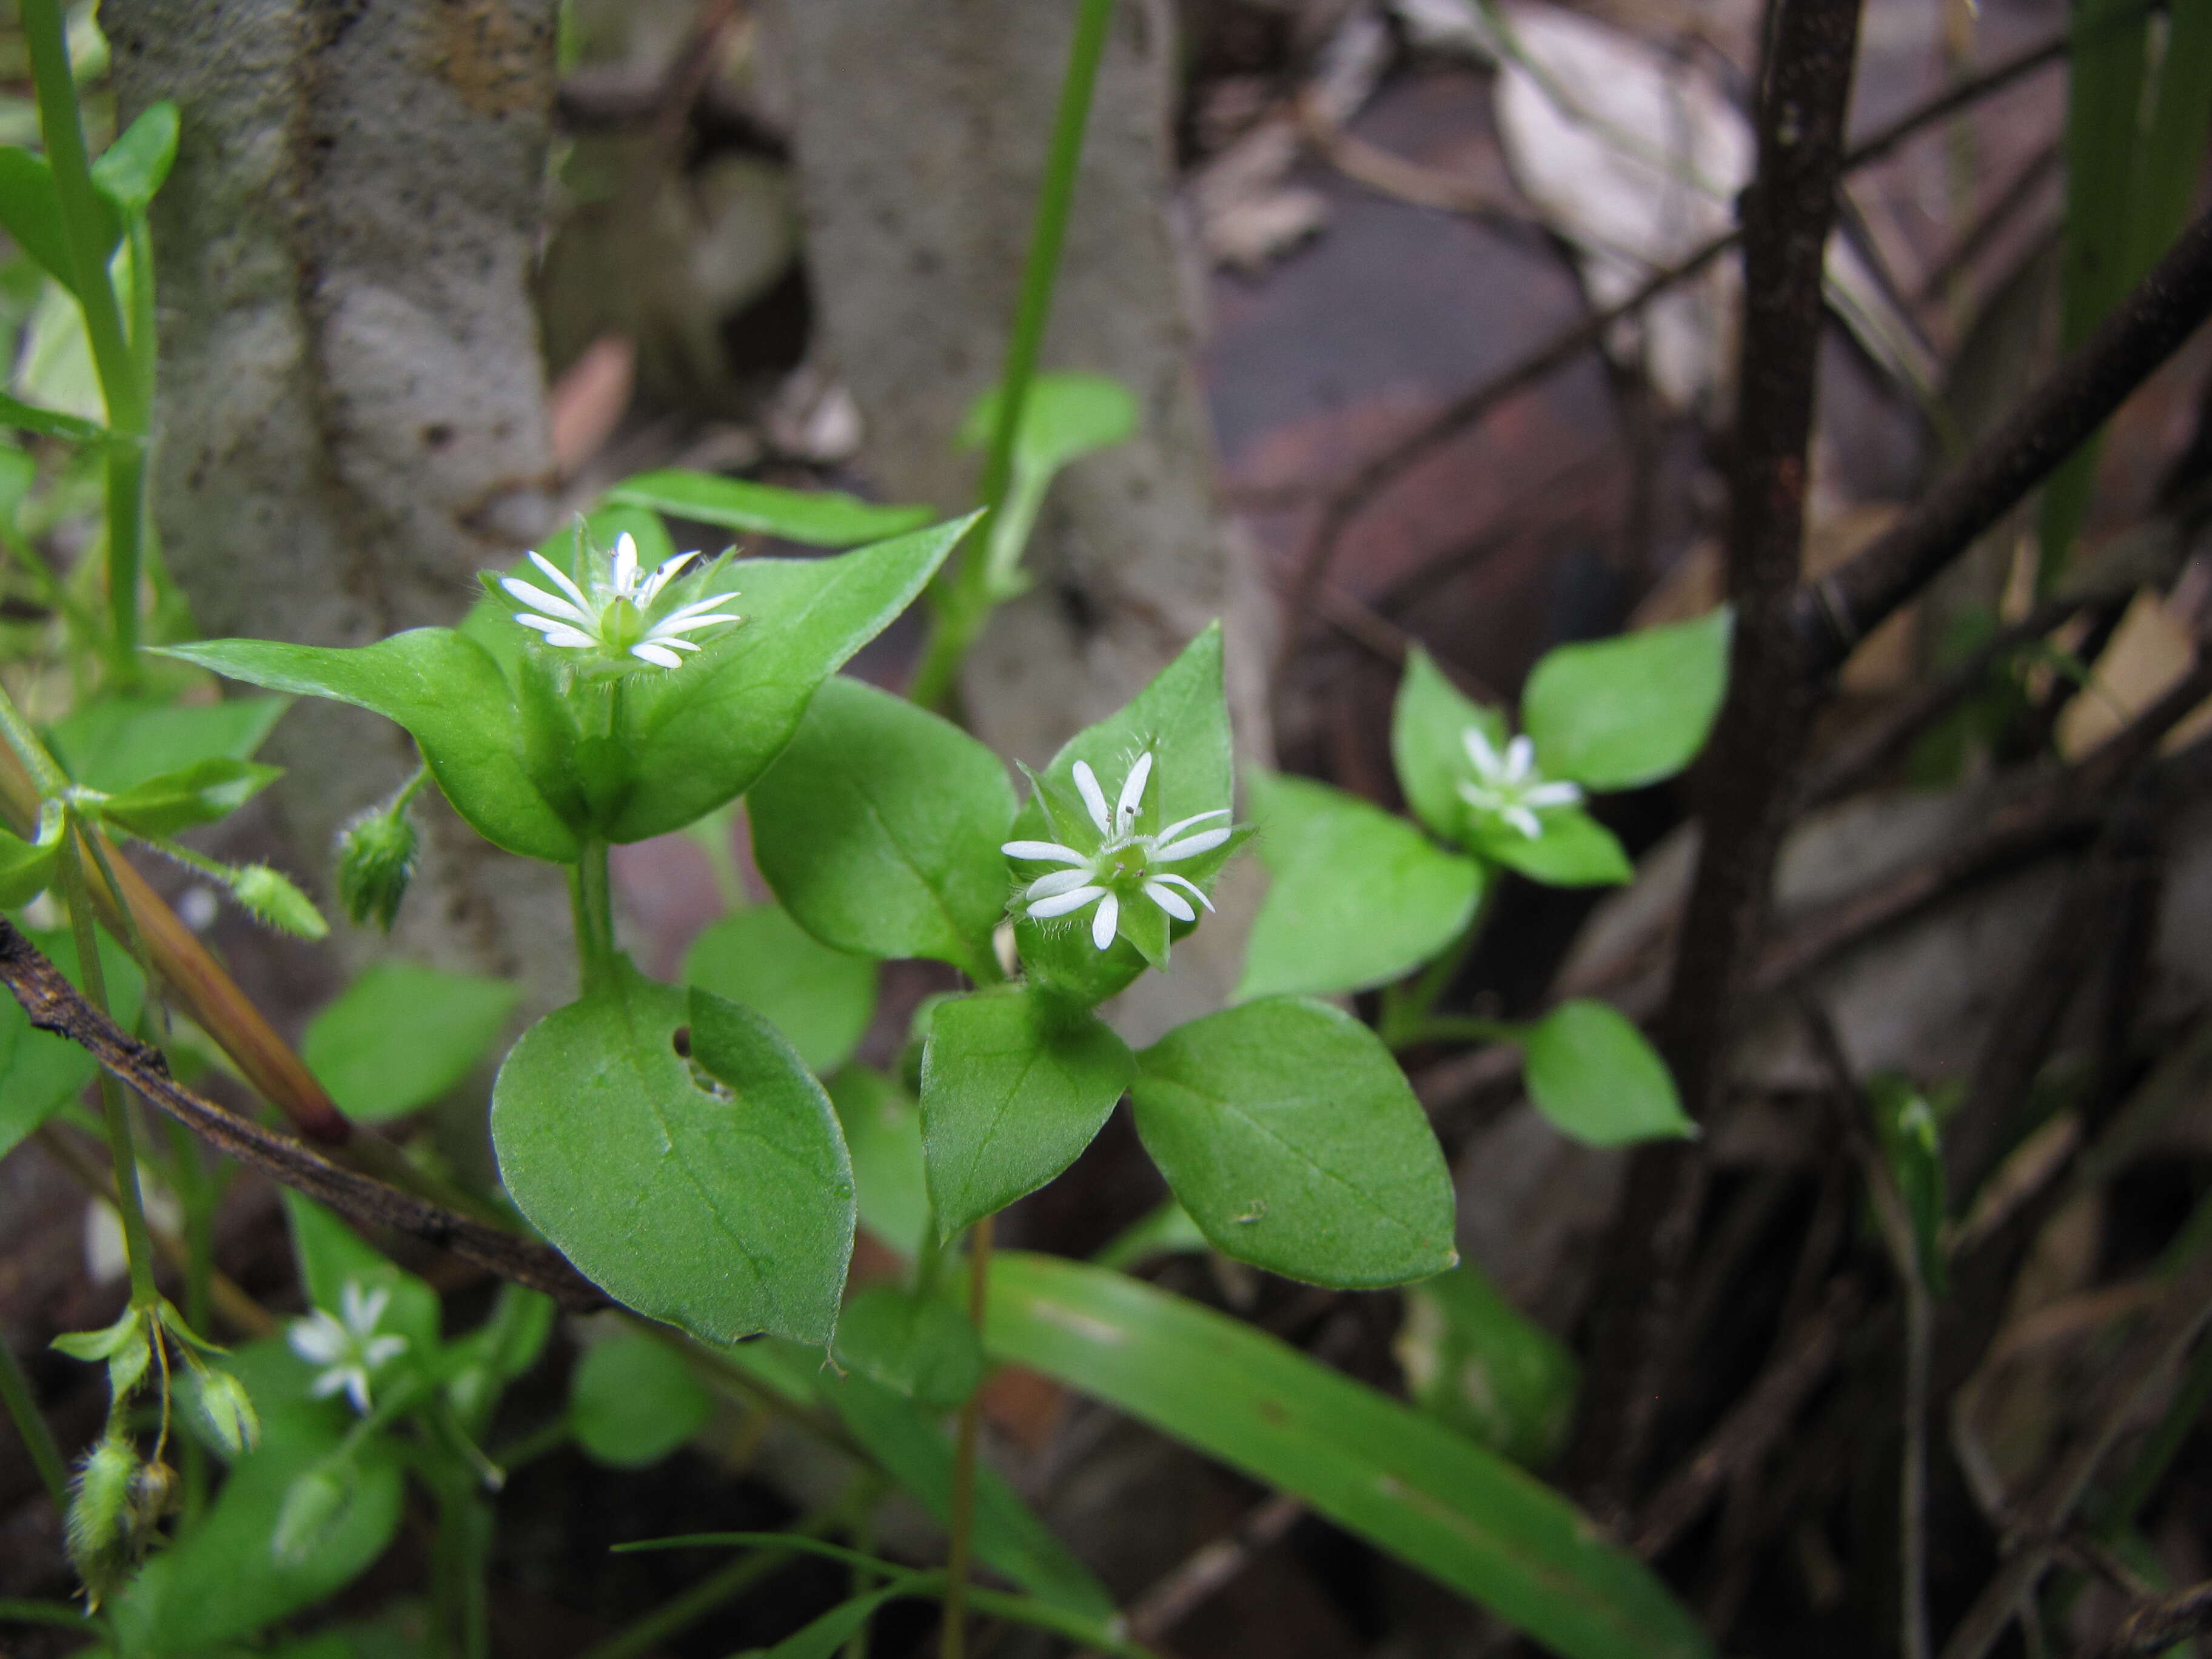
top-left (129, 1458), bottom-right (176, 1532)
top-left (66, 1433), bottom-right (137, 1605)
top-left (229, 863), bottom-right (330, 940)
top-left (181, 1361), bottom-right (260, 1459)
top-left (335, 804), bottom-right (418, 933)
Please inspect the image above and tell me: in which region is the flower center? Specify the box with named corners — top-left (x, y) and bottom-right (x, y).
top-left (1106, 842), bottom-right (1150, 883)
top-left (601, 596), bottom-right (644, 650)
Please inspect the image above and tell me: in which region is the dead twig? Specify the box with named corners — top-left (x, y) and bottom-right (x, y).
top-left (2097, 1578), bottom-right (2212, 1656)
top-left (1124, 1491), bottom-right (1308, 1644)
top-left (1569, 0), bottom-right (1866, 1520)
top-left (0, 917), bottom-right (605, 1312)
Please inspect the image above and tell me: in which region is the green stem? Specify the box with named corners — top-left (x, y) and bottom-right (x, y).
top-left (60, 826), bottom-right (157, 1310)
top-left (907, 0), bottom-right (1117, 714)
top-left (578, 1503), bottom-right (848, 1659)
top-left (569, 840), bottom-right (617, 991)
top-left (1391, 1014), bottom-right (1525, 1051)
top-left (0, 680), bottom-right (69, 797)
top-left (940, 1213), bottom-right (996, 1659)
top-left (432, 1481), bottom-right (492, 1659)
top-left (162, 1115), bottom-right (212, 1518)
top-left (0, 1332), bottom-right (70, 1513)
top-left (21, 0), bottom-right (150, 680)
top-left (1378, 888), bottom-right (1493, 1047)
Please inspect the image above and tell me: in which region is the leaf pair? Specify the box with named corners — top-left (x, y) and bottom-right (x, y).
top-left (166, 514), bottom-right (969, 862)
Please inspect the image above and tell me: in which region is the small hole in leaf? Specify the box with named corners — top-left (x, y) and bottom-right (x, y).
top-left (671, 1025), bottom-right (692, 1058)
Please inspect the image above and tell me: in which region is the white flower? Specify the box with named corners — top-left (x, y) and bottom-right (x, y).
top-left (1456, 727), bottom-right (1582, 840)
top-left (287, 1279), bottom-right (408, 1415)
top-left (1002, 752), bottom-right (1232, 951)
top-left (501, 531), bottom-right (742, 670)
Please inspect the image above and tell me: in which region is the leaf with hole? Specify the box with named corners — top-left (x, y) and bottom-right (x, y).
top-left (1131, 997), bottom-right (1456, 1288)
top-left (749, 674), bottom-right (1014, 980)
top-left (491, 964), bottom-right (854, 1344)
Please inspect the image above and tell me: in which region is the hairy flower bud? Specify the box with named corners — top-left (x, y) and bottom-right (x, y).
top-left (66, 1433), bottom-right (137, 1606)
top-left (335, 803), bottom-right (419, 933)
top-left (229, 863), bottom-right (330, 940)
top-left (180, 1360), bottom-right (261, 1460)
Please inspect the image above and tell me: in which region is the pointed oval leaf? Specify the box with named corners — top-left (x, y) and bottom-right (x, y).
top-left (833, 1283), bottom-right (984, 1408)
top-left (96, 756), bottom-right (281, 837)
top-left (1472, 806), bottom-right (1634, 886)
top-left (90, 100), bottom-right (180, 215)
top-left (1521, 609), bottom-right (1732, 790)
top-left (828, 1065), bottom-right (930, 1258)
top-left (1131, 997), bottom-right (1456, 1288)
top-left (605, 469), bottom-right (934, 546)
top-left (569, 1332), bottom-right (712, 1467)
top-left (48, 694), bottom-right (290, 791)
top-left (985, 1253), bottom-right (1713, 1659)
top-left (0, 146), bottom-right (116, 295)
top-left (157, 629), bottom-right (578, 862)
top-left (960, 371), bottom-right (1138, 472)
top-left (1522, 999), bottom-right (1694, 1148)
top-left (302, 962), bottom-right (520, 1123)
top-left (684, 901), bottom-right (879, 1074)
top-left (1238, 769), bottom-right (1483, 1001)
top-left (919, 987), bottom-right (1135, 1238)
top-left (491, 965), bottom-right (855, 1344)
top-left (1392, 646), bottom-right (1508, 846)
top-left (606, 516), bottom-right (970, 842)
top-left (749, 674), bottom-right (1014, 980)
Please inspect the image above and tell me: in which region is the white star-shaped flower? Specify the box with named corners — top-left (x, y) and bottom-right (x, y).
top-left (287, 1279), bottom-right (408, 1415)
top-left (1457, 727), bottom-right (1583, 840)
top-left (1002, 752), bottom-right (1232, 951)
top-left (501, 532), bottom-right (742, 670)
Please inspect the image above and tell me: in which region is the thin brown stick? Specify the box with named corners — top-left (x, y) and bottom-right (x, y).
top-left (1126, 1492), bottom-right (1308, 1643)
top-left (2098, 1580), bottom-right (2212, 1657)
top-left (1569, 0), bottom-right (1866, 1519)
top-left (0, 916), bottom-right (605, 1311)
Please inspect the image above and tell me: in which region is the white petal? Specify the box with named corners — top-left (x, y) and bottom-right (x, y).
top-left (519, 620), bottom-right (599, 651)
top-left (289, 1319), bottom-right (345, 1365)
top-left (345, 1282), bottom-right (389, 1332)
top-left (638, 551), bottom-right (699, 606)
top-left (1463, 725), bottom-right (1502, 778)
top-left (1153, 873), bottom-right (1215, 912)
top-left (1027, 885), bottom-right (1105, 919)
top-left (1457, 780), bottom-right (1500, 811)
top-left (1155, 808), bottom-right (1230, 843)
top-left (612, 532), bottom-right (638, 595)
top-left (500, 577), bottom-right (594, 628)
top-left (1143, 880), bottom-right (1195, 922)
top-left (631, 642), bottom-right (685, 668)
top-left (1503, 805), bottom-right (1542, 839)
top-left (1524, 780), bottom-right (1583, 808)
top-left (1073, 762), bottom-right (1111, 836)
top-left (1002, 839), bottom-right (1087, 865)
top-left (647, 635), bottom-right (703, 652)
top-left (1091, 891), bottom-right (1119, 951)
top-left (345, 1373), bottom-right (373, 1414)
top-left (1116, 752), bottom-right (1153, 826)
top-left (1504, 736), bottom-right (1535, 781)
top-left (657, 593), bottom-right (743, 625)
top-left (1025, 868), bottom-right (1099, 900)
top-left (646, 610), bottom-right (741, 638)
top-left (364, 1335), bottom-right (409, 1367)
top-left (307, 1369), bottom-right (351, 1399)
top-left (1152, 826), bottom-right (1232, 862)
top-left (527, 550), bottom-right (594, 612)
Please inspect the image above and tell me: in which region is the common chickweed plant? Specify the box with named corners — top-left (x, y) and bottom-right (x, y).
top-left (0, 7), bottom-right (1734, 1658)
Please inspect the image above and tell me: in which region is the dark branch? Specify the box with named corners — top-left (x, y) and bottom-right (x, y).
top-left (0, 917), bottom-right (606, 1313)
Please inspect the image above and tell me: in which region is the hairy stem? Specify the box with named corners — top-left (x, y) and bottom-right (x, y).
top-left (570, 840), bottom-right (617, 991)
top-left (908, 0), bottom-right (1117, 714)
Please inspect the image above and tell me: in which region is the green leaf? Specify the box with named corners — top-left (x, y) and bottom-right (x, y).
top-left (90, 101), bottom-right (180, 215)
top-left (833, 1284), bottom-right (984, 1408)
top-left (752, 1580), bottom-right (917, 1659)
top-left (919, 987), bottom-right (1135, 1238)
top-left (828, 1065), bottom-right (930, 1258)
top-left (0, 146), bottom-right (116, 296)
top-left (1010, 625), bottom-right (1234, 999)
top-left (302, 961), bottom-right (520, 1123)
top-left (1870, 1075), bottom-right (1947, 1295)
top-left (605, 469), bottom-right (933, 547)
top-left (1472, 806), bottom-right (1634, 887)
top-left (1392, 646), bottom-right (1506, 844)
top-left (1521, 1000), bottom-right (1694, 1148)
top-left (0, 385), bottom-right (105, 443)
top-left (959, 372), bottom-right (1137, 595)
top-left (1237, 769), bottom-right (1483, 1001)
top-left (1131, 997), bottom-right (1457, 1288)
top-left (47, 694), bottom-right (290, 791)
top-left (95, 755), bottom-right (281, 836)
top-left (1396, 1265), bottom-right (1578, 1467)
top-left (0, 925), bottom-right (142, 1159)
top-left (569, 1332), bottom-right (712, 1467)
top-left (605, 517), bottom-right (970, 842)
top-left (108, 1339), bottom-right (406, 1655)
top-left (822, 1369), bottom-right (1117, 1621)
top-left (985, 1253), bottom-right (1712, 1659)
top-left (159, 629), bottom-right (580, 862)
top-left (491, 964), bottom-right (855, 1344)
top-left (683, 903), bottom-right (879, 1075)
top-left (749, 675), bottom-right (1014, 980)
top-left (1521, 610), bottom-right (1731, 790)
top-left (1092, 1196), bottom-right (1210, 1272)
top-left (0, 805), bottom-right (62, 907)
